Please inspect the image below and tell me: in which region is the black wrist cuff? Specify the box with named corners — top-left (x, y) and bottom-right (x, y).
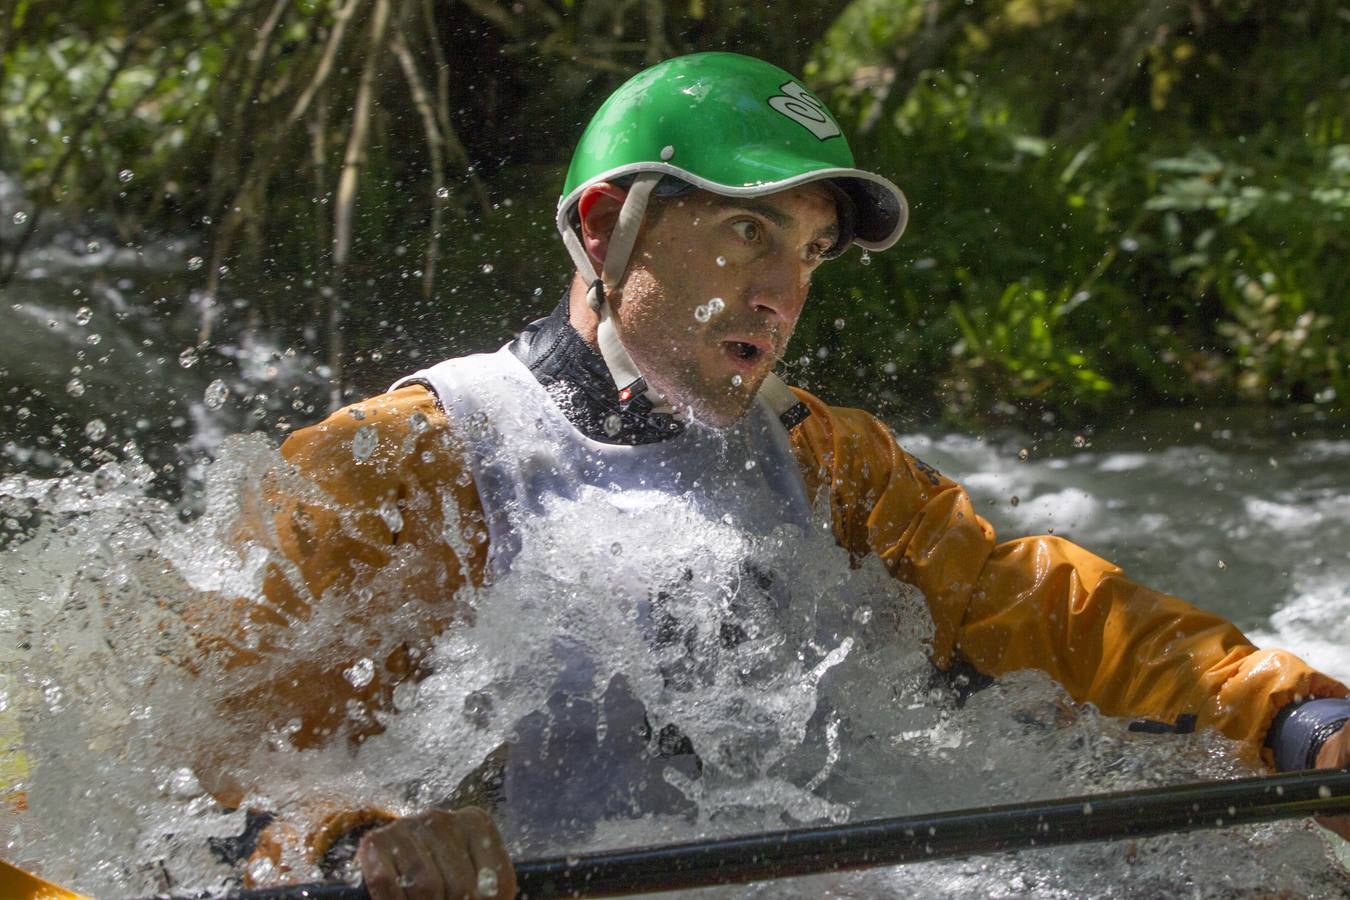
top-left (1266, 697), bottom-right (1350, 771)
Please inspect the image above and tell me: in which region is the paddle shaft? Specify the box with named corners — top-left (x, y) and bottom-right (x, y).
top-left (205, 768), bottom-right (1350, 899)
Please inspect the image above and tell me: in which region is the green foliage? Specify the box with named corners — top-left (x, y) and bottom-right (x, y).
top-left (803, 0), bottom-right (1350, 423)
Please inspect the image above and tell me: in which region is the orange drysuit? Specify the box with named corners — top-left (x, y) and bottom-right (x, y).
top-left (187, 382), bottom-right (1348, 866)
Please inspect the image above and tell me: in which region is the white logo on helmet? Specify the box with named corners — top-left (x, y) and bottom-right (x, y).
top-left (768, 81), bottom-right (841, 141)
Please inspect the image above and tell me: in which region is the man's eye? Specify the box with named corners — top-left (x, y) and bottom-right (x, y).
top-left (731, 220), bottom-right (761, 243)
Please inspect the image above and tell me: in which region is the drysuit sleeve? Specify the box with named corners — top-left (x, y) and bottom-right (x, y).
top-left (181, 385), bottom-right (489, 807)
top-left (787, 388), bottom-right (1348, 761)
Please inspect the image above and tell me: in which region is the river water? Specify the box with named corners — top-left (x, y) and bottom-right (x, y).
top-left (1, 233), bottom-right (1347, 897)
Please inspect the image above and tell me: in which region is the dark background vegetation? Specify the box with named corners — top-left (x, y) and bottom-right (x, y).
top-left (2, 0), bottom-right (1348, 427)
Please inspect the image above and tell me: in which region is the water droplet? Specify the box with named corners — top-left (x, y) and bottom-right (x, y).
top-left (833, 317), bottom-right (846, 329)
top-left (659, 145), bottom-right (675, 161)
top-left (1072, 434), bottom-right (1087, 448)
top-left (1217, 560), bottom-right (1227, 570)
top-left (178, 348), bottom-right (199, 368)
top-left (85, 332), bottom-right (101, 346)
top-left (476, 866), bottom-right (499, 896)
top-left (75, 306), bottom-right (93, 325)
top-left (1010, 495), bottom-right (1020, 507)
top-left (706, 297), bottom-right (725, 315)
top-left (1082, 802), bottom-right (1093, 815)
top-left (246, 856), bottom-right (277, 884)
top-left (715, 255), bottom-right (727, 267)
top-left (1318, 785), bottom-right (1332, 799)
top-left (352, 424), bottom-right (379, 461)
top-left (693, 304), bottom-right (711, 323)
top-left (83, 418), bottom-right (107, 441)
top-left (43, 683), bottom-right (63, 711)
top-left (348, 407), bottom-right (366, 420)
top-left (392, 680), bottom-right (419, 711)
top-left (853, 605), bottom-right (873, 625)
top-left (343, 657), bottom-right (375, 688)
top-left (435, 186), bottom-right (450, 199)
top-left (187, 256), bottom-right (204, 271)
top-left (859, 250), bottom-right (872, 266)
top-left (730, 374), bottom-right (743, 387)
top-left (378, 499), bottom-right (403, 533)
top-left (167, 767), bottom-right (201, 799)
top-left (481, 262), bottom-right (494, 274)
top-left (408, 411), bottom-right (429, 434)
top-left (117, 169), bottom-right (134, 184)
top-left (744, 459), bottom-right (756, 470)
top-left (603, 413), bottom-right (622, 436)
top-left (204, 379), bottom-right (229, 410)
top-left (66, 377), bottom-right (86, 397)
top-left (85, 240), bottom-right (101, 254)
top-left (1017, 448), bottom-right (1030, 461)
top-left (11, 211), bottom-right (27, 225)
top-left (610, 541), bottom-right (623, 556)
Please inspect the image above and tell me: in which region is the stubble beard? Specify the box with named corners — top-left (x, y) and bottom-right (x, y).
top-left (669, 368), bottom-right (761, 429)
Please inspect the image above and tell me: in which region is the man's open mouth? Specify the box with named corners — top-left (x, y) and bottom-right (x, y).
top-left (721, 335), bottom-right (774, 368)
top-left (726, 340), bottom-right (763, 362)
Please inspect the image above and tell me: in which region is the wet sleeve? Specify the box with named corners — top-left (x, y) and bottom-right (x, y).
top-left (788, 389), bottom-right (1349, 759)
top-left (181, 386), bottom-right (489, 803)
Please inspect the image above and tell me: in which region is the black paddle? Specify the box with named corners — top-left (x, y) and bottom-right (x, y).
top-left (184, 768), bottom-right (1350, 900)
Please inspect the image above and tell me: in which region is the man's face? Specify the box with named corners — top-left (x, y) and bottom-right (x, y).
top-left (610, 184), bottom-right (839, 427)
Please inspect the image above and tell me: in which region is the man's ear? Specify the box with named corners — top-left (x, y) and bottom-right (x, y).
top-left (577, 182), bottom-right (628, 270)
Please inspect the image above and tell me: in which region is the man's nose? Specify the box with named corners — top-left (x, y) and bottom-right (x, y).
top-left (746, 261), bottom-right (808, 324)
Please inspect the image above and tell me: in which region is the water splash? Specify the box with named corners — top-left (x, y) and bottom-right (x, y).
top-left (0, 430), bottom-right (1346, 898)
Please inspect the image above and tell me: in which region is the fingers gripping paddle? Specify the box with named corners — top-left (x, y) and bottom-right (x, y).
top-left (4, 770), bottom-right (1348, 899)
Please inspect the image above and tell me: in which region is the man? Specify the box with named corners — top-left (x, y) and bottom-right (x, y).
top-left (190, 53), bottom-right (1350, 897)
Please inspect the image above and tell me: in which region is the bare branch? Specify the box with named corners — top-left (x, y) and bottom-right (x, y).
top-left (329, 0), bottom-right (394, 409)
top-left (460, 0), bottom-right (523, 37)
top-left (200, 0), bottom-right (367, 341)
top-left (392, 25), bottom-right (449, 300)
top-left (643, 0), bottom-right (669, 64)
top-left (288, 0), bottom-right (365, 130)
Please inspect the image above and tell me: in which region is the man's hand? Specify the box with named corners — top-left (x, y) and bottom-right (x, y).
top-left (357, 807), bottom-right (517, 899)
top-left (1314, 723), bottom-right (1350, 840)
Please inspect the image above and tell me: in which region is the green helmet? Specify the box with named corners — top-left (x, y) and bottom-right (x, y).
top-left (556, 52), bottom-right (908, 421)
top-left (556, 51), bottom-right (908, 273)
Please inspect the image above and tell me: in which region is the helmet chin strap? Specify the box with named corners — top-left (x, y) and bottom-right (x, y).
top-left (561, 174), bottom-right (806, 427)
top-left (594, 173), bottom-right (671, 413)
top-left (560, 173), bottom-right (669, 413)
